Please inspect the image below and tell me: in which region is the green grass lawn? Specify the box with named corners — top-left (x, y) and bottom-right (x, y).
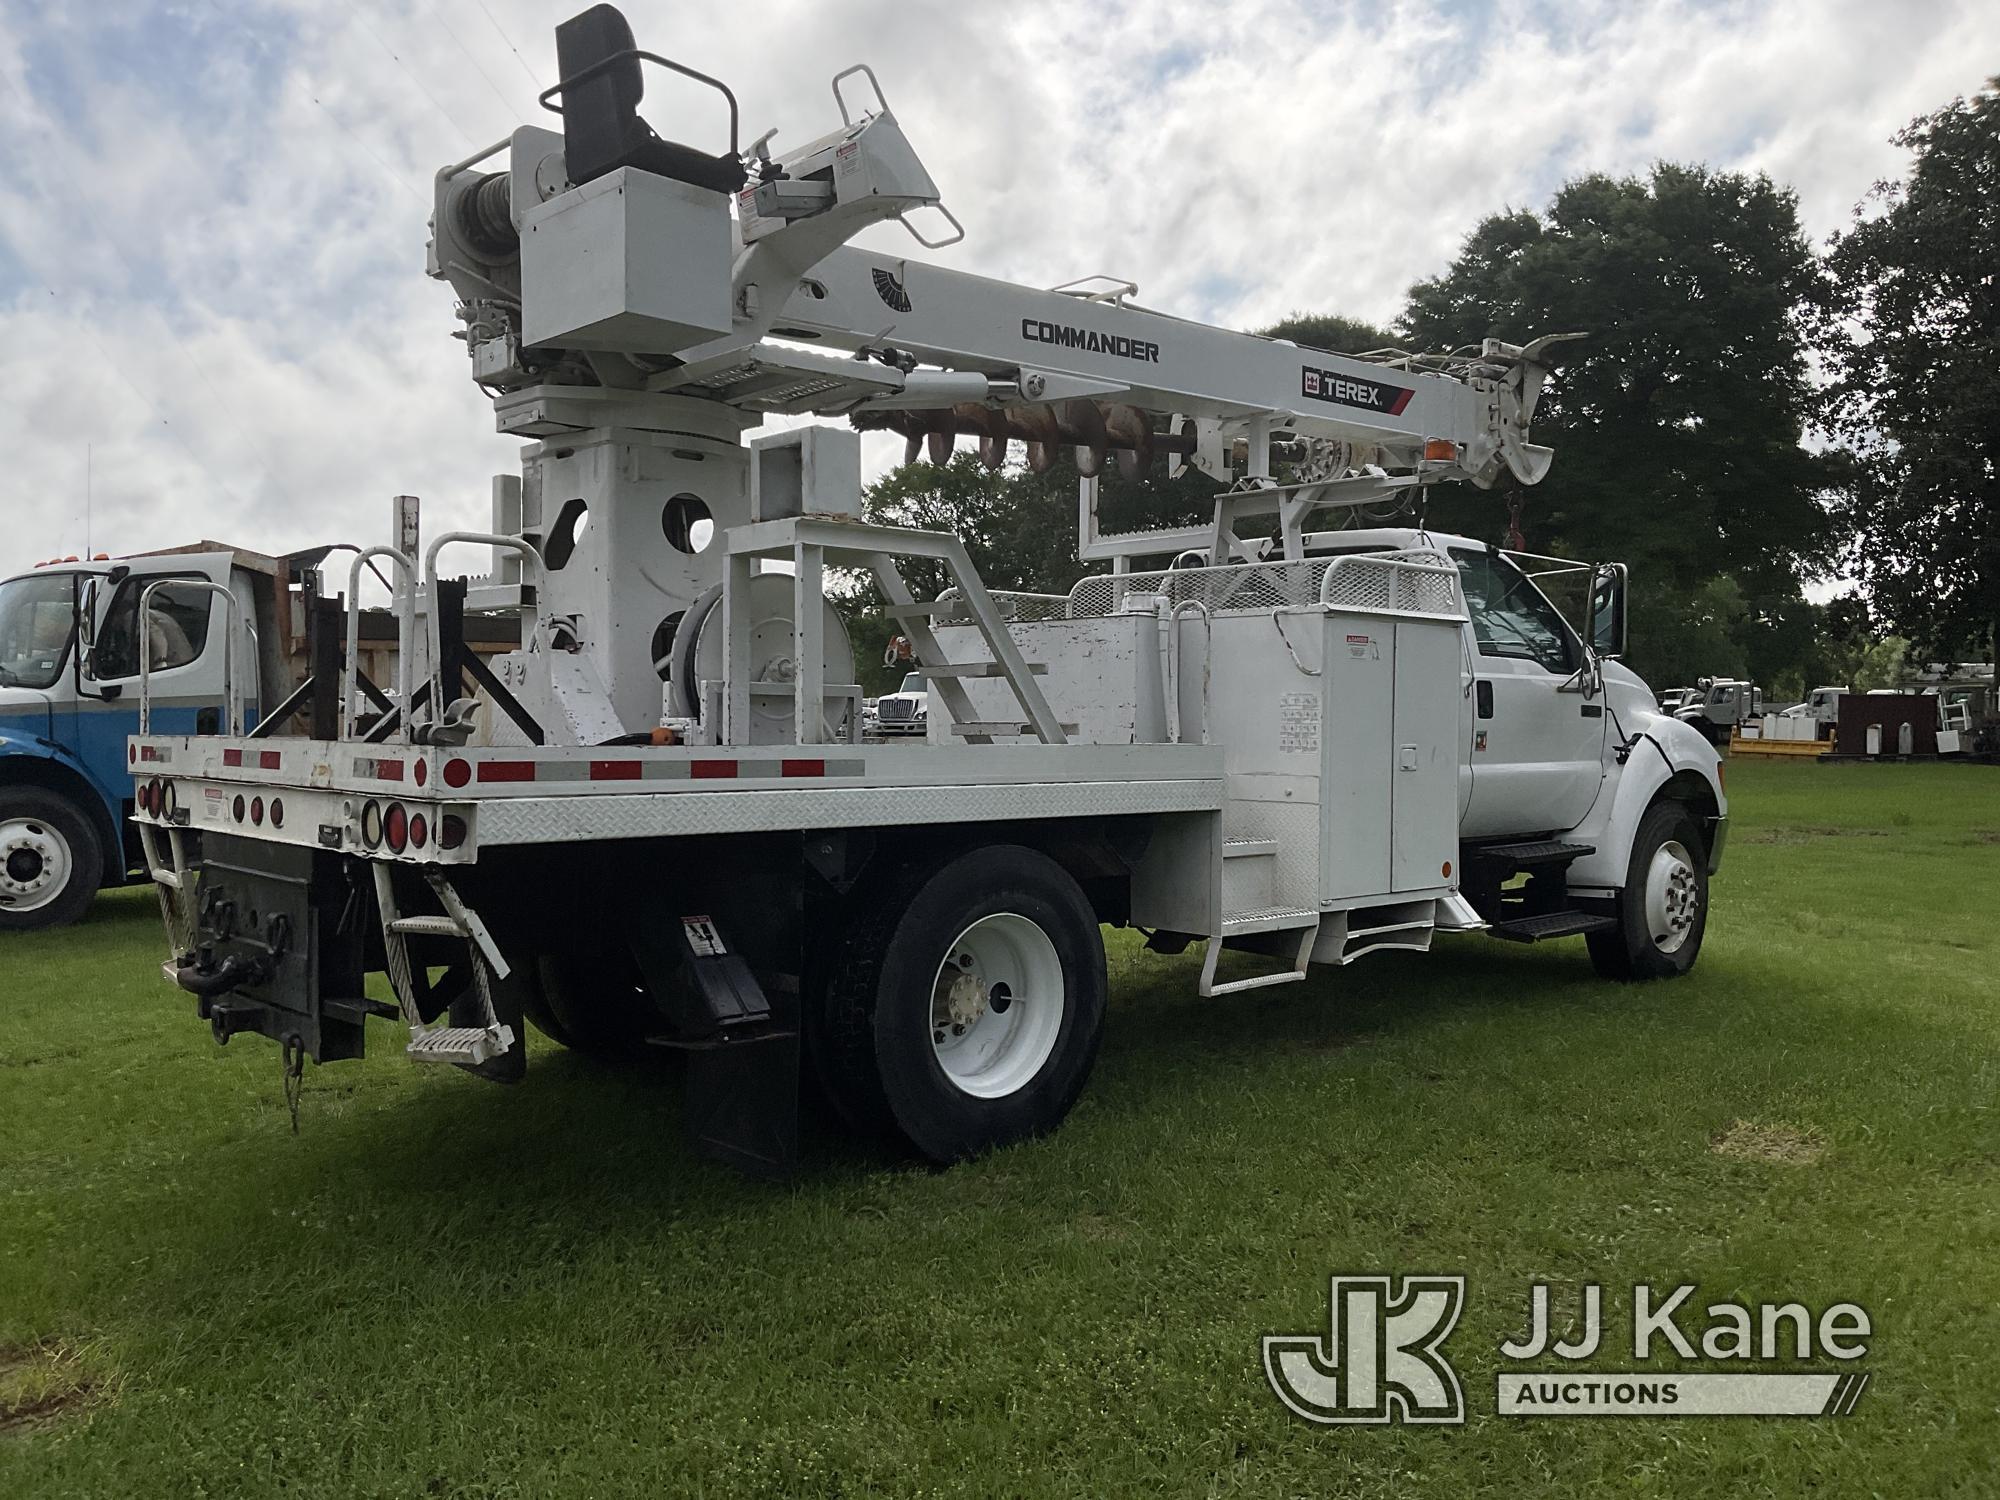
top-left (3, 759), bottom-right (1997, 1496)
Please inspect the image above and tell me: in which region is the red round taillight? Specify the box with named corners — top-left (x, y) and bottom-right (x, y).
top-left (414, 758), bottom-right (429, 788)
top-left (232, 794), bottom-right (246, 823)
top-left (270, 798), bottom-right (284, 829)
top-left (250, 796), bottom-right (264, 827)
top-left (128, 744), bottom-right (137, 765)
top-left (439, 814), bottom-right (467, 850)
top-left (443, 758), bottom-right (471, 789)
top-left (409, 812), bottom-right (428, 849)
top-left (384, 802), bottom-right (408, 854)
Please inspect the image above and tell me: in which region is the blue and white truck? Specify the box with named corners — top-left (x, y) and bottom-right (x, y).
top-left (0, 546), bottom-right (283, 930)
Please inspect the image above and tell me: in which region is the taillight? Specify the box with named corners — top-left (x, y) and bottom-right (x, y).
top-left (360, 800), bottom-right (383, 848)
top-left (384, 802), bottom-right (408, 854)
top-left (443, 758), bottom-right (471, 788)
top-left (414, 758), bottom-right (429, 788)
top-left (250, 796), bottom-right (265, 827)
top-left (232, 794), bottom-right (246, 824)
top-left (270, 798), bottom-right (284, 829)
top-left (409, 812), bottom-right (428, 849)
top-left (439, 814), bottom-right (467, 850)
top-left (161, 781), bottom-right (178, 820)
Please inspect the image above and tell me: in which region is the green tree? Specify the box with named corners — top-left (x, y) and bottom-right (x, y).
top-left (1822, 80), bottom-right (2000, 670)
top-left (1260, 313), bottom-right (1395, 355)
top-left (1401, 166), bottom-right (1837, 631)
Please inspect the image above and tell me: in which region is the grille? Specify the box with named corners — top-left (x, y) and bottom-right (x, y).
top-left (877, 699), bottom-right (916, 723)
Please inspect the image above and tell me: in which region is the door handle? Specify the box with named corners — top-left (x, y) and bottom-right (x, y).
top-left (1475, 680), bottom-right (1493, 719)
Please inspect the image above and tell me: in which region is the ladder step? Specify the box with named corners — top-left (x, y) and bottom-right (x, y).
top-left (1221, 906), bottom-right (1320, 935)
top-left (389, 915), bottom-right (469, 938)
top-left (407, 1024), bottom-right (516, 1065)
top-left (1222, 837), bottom-right (1280, 858)
top-left (1488, 910), bottom-right (1617, 942)
top-left (1469, 840), bottom-right (1595, 868)
top-left (920, 661), bottom-right (1048, 677)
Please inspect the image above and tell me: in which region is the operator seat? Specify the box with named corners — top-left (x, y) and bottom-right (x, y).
top-left (554, 5), bottom-right (748, 196)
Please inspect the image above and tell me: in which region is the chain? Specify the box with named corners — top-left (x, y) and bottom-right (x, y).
top-left (281, 1034), bottom-right (306, 1135)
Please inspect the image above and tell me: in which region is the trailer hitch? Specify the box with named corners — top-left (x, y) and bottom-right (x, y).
top-left (174, 947), bottom-right (271, 1001)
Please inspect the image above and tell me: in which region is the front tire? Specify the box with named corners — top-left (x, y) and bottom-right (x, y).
top-left (810, 844), bottom-right (1107, 1163)
top-left (0, 789), bottom-right (102, 932)
top-left (1588, 801), bottom-right (1708, 980)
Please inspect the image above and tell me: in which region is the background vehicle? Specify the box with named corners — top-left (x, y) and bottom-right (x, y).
top-left (1677, 678), bottom-right (1762, 744)
top-left (1658, 686), bottom-right (1699, 714)
top-left (873, 672), bottom-right (930, 736)
top-left (128, 5), bottom-right (1725, 1176)
top-left (0, 547), bottom-right (282, 930)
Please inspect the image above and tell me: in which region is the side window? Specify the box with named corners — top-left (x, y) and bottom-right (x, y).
top-left (93, 578), bottom-right (213, 680)
top-left (1452, 550), bottom-right (1577, 674)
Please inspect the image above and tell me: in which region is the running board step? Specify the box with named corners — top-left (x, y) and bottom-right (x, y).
top-left (407, 1024), bottom-right (517, 1066)
top-left (1469, 840), bottom-right (1595, 867)
top-left (1488, 910), bottom-right (1617, 942)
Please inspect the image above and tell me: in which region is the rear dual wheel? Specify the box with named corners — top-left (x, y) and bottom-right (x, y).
top-left (810, 844), bottom-right (1106, 1163)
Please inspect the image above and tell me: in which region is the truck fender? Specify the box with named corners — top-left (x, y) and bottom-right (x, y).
top-left (0, 727), bottom-right (125, 881)
top-left (1563, 716), bottom-right (1724, 893)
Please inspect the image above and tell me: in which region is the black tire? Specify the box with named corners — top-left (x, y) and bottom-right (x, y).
top-left (809, 844), bottom-right (1107, 1163)
top-left (525, 947), bottom-right (657, 1053)
top-left (1588, 800), bottom-right (1709, 981)
top-left (0, 788), bottom-right (103, 932)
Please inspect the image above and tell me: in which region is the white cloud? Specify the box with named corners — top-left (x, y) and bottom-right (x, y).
top-left (1, 0), bottom-right (1994, 577)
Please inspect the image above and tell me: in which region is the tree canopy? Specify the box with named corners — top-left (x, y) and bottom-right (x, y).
top-left (1402, 164), bottom-right (1839, 598)
top-left (1822, 79), bottom-right (2000, 668)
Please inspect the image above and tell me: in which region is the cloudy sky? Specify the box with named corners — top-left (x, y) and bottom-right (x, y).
top-left (1, 0), bottom-right (1994, 580)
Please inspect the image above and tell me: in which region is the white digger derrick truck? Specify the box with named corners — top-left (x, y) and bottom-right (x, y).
top-left (129, 5), bottom-right (1725, 1174)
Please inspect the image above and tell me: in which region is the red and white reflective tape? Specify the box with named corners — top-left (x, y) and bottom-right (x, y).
top-left (449, 755), bottom-right (866, 786)
top-left (221, 748), bottom-right (284, 770)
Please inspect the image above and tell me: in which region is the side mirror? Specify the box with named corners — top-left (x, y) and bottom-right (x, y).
top-left (1587, 563), bottom-right (1627, 659)
top-left (77, 578), bottom-right (100, 678)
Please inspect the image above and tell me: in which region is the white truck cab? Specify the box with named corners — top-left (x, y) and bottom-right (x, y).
top-left (873, 671), bottom-right (930, 736)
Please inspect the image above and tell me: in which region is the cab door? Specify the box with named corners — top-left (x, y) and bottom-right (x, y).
top-left (1453, 548), bottom-right (1607, 838)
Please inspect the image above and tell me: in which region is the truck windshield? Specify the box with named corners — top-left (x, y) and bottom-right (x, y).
top-left (899, 673), bottom-right (926, 694)
top-left (0, 573), bottom-right (76, 690)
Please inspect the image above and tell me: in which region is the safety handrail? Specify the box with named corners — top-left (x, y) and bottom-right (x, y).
top-left (344, 547), bottom-right (417, 740)
top-left (138, 578), bottom-right (247, 737)
top-left (422, 532), bottom-right (543, 729)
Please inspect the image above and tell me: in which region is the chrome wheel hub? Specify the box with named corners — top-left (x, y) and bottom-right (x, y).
top-left (0, 816), bottom-right (72, 912)
top-left (1643, 839), bottom-right (1700, 954)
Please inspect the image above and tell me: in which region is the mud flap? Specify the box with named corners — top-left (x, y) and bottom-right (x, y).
top-left (683, 1031), bottom-right (801, 1178)
top-left (446, 964), bottom-right (529, 1084)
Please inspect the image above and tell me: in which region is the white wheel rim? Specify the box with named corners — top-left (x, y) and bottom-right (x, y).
top-left (1643, 839), bottom-right (1700, 954)
top-left (0, 816), bottom-right (74, 913)
top-left (928, 912), bottom-right (1066, 1099)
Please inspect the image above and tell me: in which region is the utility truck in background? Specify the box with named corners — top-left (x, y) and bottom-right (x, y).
top-left (0, 546), bottom-right (286, 930)
top-left (1678, 678), bottom-right (1763, 745)
top-left (127, 5), bottom-right (1725, 1174)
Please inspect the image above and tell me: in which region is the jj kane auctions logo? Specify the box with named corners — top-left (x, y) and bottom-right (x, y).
top-left (1265, 1277), bottom-right (1872, 1424)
